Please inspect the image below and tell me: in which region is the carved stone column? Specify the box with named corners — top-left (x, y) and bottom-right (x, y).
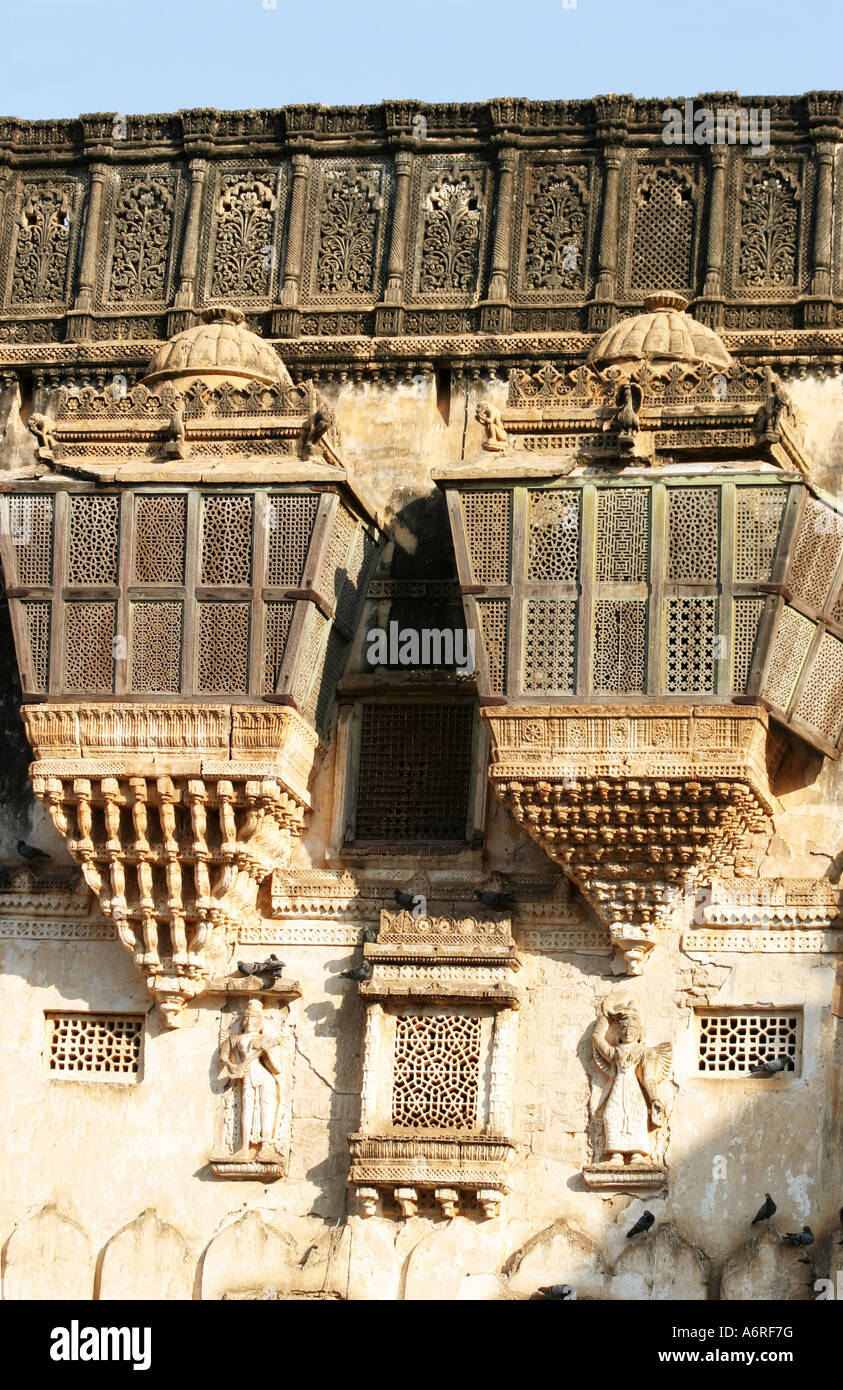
top-left (359, 1001), bottom-right (383, 1129)
top-left (376, 147), bottom-right (414, 331)
top-left (804, 92), bottom-right (842, 326)
top-left (66, 158), bottom-right (108, 341)
top-left (488, 1005), bottom-right (518, 1133)
top-left (699, 146), bottom-right (728, 327)
top-left (589, 95), bottom-right (633, 332)
top-left (589, 147), bottom-right (623, 332)
top-left (169, 157), bottom-right (208, 335)
top-left (273, 152), bottom-right (310, 337)
top-left (807, 142), bottom-right (835, 317)
top-left (481, 145), bottom-right (518, 331)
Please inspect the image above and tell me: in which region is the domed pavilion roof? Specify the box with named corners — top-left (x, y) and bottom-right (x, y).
top-left (588, 292), bottom-right (733, 371)
top-left (143, 307), bottom-right (290, 387)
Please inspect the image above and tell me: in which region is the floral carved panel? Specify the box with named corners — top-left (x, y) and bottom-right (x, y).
top-left (406, 158), bottom-right (490, 303)
top-left (200, 164), bottom-right (287, 306)
top-left (99, 167), bottom-right (183, 307)
top-left (303, 160), bottom-right (390, 305)
top-left (1, 176), bottom-right (86, 311)
top-left (513, 160), bottom-right (594, 299)
top-left (725, 154), bottom-right (811, 297)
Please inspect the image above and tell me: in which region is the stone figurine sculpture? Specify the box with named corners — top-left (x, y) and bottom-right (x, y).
top-left (591, 1000), bottom-right (672, 1166)
top-left (219, 999), bottom-right (290, 1162)
top-left (475, 401), bottom-right (508, 451)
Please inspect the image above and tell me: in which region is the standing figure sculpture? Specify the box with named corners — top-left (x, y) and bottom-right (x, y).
top-left (592, 1000), bottom-right (672, 1165)
top-left (220, 999), bottom-right (289, 1162)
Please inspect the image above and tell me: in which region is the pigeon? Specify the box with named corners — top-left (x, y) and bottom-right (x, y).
top-left (626, 1210), bottom-right (655, 1238)
top-left (361, 926), bottom-right (379, 944)
top-left (17, 840), bottom-right (50, 861)
top-left (783, 1226), bottom-right (814, 1247)
top-left (394, 890), bottom-right (416, 909)
top-left (236, 954), bottom-right (286, 978)
top-left (340, 960), bottom-right (373, 982)
top-left (749, 1056), bottom-right (793, 1076)
top-left (752, 1193), bottom-right (777, 1225)
top-left (537, 1284), bottom-right (575, 1300)
top-left (474, 889), bottom-right (515, 909)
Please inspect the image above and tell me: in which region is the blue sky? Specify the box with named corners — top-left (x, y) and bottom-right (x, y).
top-left (2, 0), bottom-right (841, 119)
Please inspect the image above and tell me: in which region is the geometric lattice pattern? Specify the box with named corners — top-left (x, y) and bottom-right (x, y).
top-left (793, 631), bottom-right (843, 743)
top-left (196, 601), bottom-right (250, 692)
top-left (67, 494), bottom-right (119, 585)
top-left (318, 505), bottom-right (357, 598)
top-left (732, 597), bottom-right (765, 693)
top-left (266, 494), bottom-right (319, 587)
top-left (263, 600), bottom-right (294, 695)
top-left (308, 628), bottom-right (350, 733)
top-left (476, 598), bottom-right (508, 694)
top-left (391, 1013), bottom-right (481, 1129)
top-left (592, 599), bottom-right (646, 693)
top-left (9, 494), bottom-right (53, 585)
top-left (46, 1012), bottom-right (143, 1078)
top-left (665, 596), bottom-right (717, 694)
top-left (763, 604), bottom-right (816, 711)
top-left (696, 1010), bottom-right (800, 1076)
top-left (788, 498), bottom-right (843, 611)
top-left (134, 495), bottom-right (187, 585)
top-left (735, 487), bottom-right (787, 582)
top-left (64, 601), bottom-right (115, 692)
top-left (201, 495), bottom-right (253, 586)
top-left (527, 490), bottom-right (579, 581)
top-left (524, 598), bottom-right (576, 692)
top-left (355, 703), bottom-right (474, 841)
top-left (462, 492), bottom-right (511, 584)
top-left (129, 601), bottom-right (182, 693)
top-left (22, 600), bottom-right (50, 691)
top-left (630, 167), bottom-right (696, 291)
top-left (667, 488), bottom-right (718, 582)
top-left (595, 489), bottom-right (649, 583)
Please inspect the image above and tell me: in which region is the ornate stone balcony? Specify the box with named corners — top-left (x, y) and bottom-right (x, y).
top-left (0, 310), bottom-right (381, 1022)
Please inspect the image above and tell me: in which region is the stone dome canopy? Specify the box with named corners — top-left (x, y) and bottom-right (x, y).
top-left (588, 292), bottom-right (733, 371)
top-left (143, 307), bottom-right (290, 387)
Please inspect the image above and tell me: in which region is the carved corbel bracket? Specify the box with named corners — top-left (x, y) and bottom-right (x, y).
top-left (25, 703), bottom-right (318, 1025)
top-left (482, 705), bottom-right (779, 975)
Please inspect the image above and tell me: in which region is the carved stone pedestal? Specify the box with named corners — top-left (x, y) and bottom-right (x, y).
top-left (582, 1163), bottom-right (667, 1193)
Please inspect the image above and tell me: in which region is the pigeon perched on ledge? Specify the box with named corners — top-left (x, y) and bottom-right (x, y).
top-left (752, 1193), bottom-right (777, 1225)
top-left (626, 1210), bottom-right (655, 1238)
top-left (17, 840), bottom-right (50, 861)
top-left (474, 889), bottom-right (515, 909)
top-left (236, 954), bottom-right (286, 979)
top-left (537, 1284), bottom-right (575, 1300)
top-left (340, 960), bottom-right (373, 983)
top-left (749, 1056), bottom-right (793, 1076)
top-left (394, 890), bottom-right (416, 909)
top-left (783, 1226), bottom-right (814, 1247)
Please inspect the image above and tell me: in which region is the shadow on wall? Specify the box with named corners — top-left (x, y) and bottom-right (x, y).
top-left (0, 592), bottom-right (38, 858)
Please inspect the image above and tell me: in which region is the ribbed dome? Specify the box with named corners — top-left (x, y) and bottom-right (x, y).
top-left (143, 308), bottom-right (289, 387)
top-left (588, 292), bottom-right (733, 371)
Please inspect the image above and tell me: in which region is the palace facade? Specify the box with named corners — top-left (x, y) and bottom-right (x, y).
top-left (0, 95), bottom-right (842, 1300)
